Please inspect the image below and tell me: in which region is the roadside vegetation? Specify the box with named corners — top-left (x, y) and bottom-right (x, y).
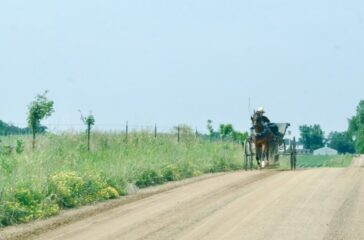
top-left (0, 131), bottom-right (244, 227)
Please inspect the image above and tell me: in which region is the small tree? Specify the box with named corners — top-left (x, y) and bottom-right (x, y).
top-left (27, 91), bottom-right (54, 150)
top-left (232, 131), bottom-right (249, 144)
top-left (219, 124), bottom-right (234, 140)
top-left (207, 120), bottom-right (214, 136)
top-left (80, 111), bottom-right (95, 151)
top-left (206, 119), bottom-right (219, 141)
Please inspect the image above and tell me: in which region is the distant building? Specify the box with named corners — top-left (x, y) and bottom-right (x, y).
top-left (313, 147), bottom-right (338, 155)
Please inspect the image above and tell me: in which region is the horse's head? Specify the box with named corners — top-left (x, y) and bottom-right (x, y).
top-left (251, 111), bottom-right (264, 130)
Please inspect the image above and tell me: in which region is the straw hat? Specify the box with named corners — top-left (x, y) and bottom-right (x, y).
top-left (257, 107), bottom-right (265, 113)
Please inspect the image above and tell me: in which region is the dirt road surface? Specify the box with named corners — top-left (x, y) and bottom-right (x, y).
top-left (7, 157), bottom-right (364, 240)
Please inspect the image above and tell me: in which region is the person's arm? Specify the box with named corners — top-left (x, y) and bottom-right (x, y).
top-left (262, 116), bottom-right (270, 123)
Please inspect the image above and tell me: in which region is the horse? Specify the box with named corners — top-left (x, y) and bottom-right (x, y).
top-left (250, 112), bottom-right (275, 168)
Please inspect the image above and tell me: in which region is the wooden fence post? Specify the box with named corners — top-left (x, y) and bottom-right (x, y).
top-left (177, 126), bottom-right (180, 143)
top-left (125, 121), bottom-right (128, 142)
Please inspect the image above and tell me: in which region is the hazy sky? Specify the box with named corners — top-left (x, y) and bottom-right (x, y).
top-left (1, 0), bottom-right (363, 137)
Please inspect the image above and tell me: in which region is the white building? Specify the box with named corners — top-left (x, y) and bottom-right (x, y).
top-left (313, 147), bottom-right (338, 155)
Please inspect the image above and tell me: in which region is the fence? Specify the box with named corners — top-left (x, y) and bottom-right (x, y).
top-left (0, 122), bottom-right (248, 145)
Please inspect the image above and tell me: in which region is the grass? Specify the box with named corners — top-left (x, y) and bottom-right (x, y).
top-left (0, 131), bottom-right (244, 227)
top-left (278, 154), bottom-right (353, 169)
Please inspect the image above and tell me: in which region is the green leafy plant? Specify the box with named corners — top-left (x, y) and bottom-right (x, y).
top-left (15, 140), bottom-right (24, 154)
top-left (80, 111), bottom-right (95, 151)
top-left (135, 169), bottom-right (164, 188)
top-left (48, 171), bottom-right (120, 208)
top-left (27, 91), bottom-right (54, 150)
top-left (161, 165), bottom-right (181, 181)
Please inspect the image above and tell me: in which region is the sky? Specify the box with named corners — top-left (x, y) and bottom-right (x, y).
top-left (0, 0), bottom-right (363, 137)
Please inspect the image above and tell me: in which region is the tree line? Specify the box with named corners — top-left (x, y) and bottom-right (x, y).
top-left (299, 100), bottom-right (364, 154)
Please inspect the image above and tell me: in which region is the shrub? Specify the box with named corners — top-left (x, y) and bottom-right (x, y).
top-left (48, 171), bottom-right (121, 208)
top-left (107, 178), bottom-right (127, 196)
top-left (48, 172), bottom-right (85, 208)
top-left (98, 187), bottom-right (120, 200)
top-left (177, 162), bottom-right (202, 178)
top-left (161, 165), bottom-right (181, 181)
top-left (15, 140), bottom-right (24, 154)
top-left (135, 169), bottom-right (164, 188)
top-left (0, 186), bottom-right (60, 226)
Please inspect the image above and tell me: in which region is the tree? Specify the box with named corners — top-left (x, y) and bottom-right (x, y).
top-left (232, 130), bottom-right (249, 144)
top-left (299, 124), bottom-right (325, 151)
top-left (80, 111), bottom-right (95, 151)
top-left (27, 91), bottom-right (54, 150)
top-left (219, 124), bottom-right (234, 140)
top-left (207, 120), bottom-right (214, 136)
top-left (327, 131), bottom-right (355, 154)
top-left (348, 100), bottom-right (364, 153)
top-left (206, 120), bottom-right (219, 140)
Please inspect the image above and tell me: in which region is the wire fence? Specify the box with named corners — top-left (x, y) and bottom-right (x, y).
top-left (2, 122), bottom-right (202, 133)
top-left (0, 121), bottom-right (249, 146)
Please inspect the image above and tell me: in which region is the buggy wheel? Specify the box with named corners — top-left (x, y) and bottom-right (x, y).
top-left (249, 140), bottom-right (253, 169)
top-left (290, 137), bottom-right (297, 170)
top-left (292, 137), bottom-right (297, 170)
top-left (243, 139), bottom-right (249, 170)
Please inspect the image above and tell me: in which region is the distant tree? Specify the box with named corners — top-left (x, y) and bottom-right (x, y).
top-left (27, 91), bottom-right (54, 150)
top-left (207, 120), bottom-right (214, 135)
top-left (206, 120), bottom-right (219, 140)
top-left (174, 124), bottom-right (194, 136)
top-left (80, 111), bottom-right (95, 151)
top-left (327, 131), bottom-right (355, 154)
top-left (0, 120), bottom-right (45, 135)
top-left (299, 124), bottom-right (325, 151)
top-left (218, 123), bottom-right (248, 143)
top-left (219, 124), bottom-right (234, 140)
top-left (232, 130), bottom-right (249, 144)
top-left (348, 100), bottom-right (364, 153)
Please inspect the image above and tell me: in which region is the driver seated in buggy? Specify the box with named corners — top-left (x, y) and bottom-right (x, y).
top-left (253, 107), bottom-right (280, 138)
top-left (256, 107), bottom-right (270, 125)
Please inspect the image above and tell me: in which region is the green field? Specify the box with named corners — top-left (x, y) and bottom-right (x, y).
top-left (0, 131), bottom-right (244, 227)
top-left (279, 154), bottom-right (353, 169)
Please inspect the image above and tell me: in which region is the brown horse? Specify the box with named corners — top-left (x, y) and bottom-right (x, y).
top-left (250, 112), bottom-right (274, 168)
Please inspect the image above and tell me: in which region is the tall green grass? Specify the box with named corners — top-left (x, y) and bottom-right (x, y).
top-left (0, 131), bottom-right (244, 227)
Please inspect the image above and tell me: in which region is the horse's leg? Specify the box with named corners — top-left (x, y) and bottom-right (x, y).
top-left (255, 144), bottom-right (261, 168)
top-left (265, 143), bottom-right (270, 166)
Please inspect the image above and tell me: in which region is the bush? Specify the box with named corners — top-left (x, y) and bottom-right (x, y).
top-left (177, 162), bottom-right (202, 178)
top-left (0, 186), bottom-right (60, 226)
top-left (135, 169), bottom-right (164, 188)
top-left (106, 178), bottom-right (127, 196)
top-left (15, 140), bottom-right (24, 154)
top-left (48, 172), bottom-right (85, 208)
top-left (48, 171), bottom-right (121, 208)
top-left (161, 165), bottom-right (181, 181)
